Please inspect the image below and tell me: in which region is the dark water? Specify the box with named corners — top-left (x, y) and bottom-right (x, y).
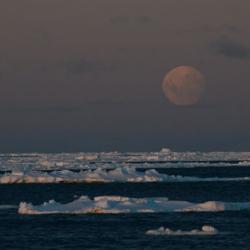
top-left (1, 167), bottom-right (250, 250)
top-left (154, 166), bottom-right (250, 178)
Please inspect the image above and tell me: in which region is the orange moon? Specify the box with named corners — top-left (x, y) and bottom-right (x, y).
top-left (162, 66), bottom-right (205, 106)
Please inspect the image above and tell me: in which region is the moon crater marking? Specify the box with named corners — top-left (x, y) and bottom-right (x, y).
top-left (162, 66), bottom-right (206, 106)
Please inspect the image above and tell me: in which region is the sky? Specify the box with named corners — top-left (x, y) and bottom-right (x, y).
top-left (0, 0), bottom-right (250, 152)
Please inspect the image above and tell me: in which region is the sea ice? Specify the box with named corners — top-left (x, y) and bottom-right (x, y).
top-left (146, 225), bottom-right (219, 236)
top-left (1, 167), bottom-right (250, 184)
top-left (0, 167), bottom-right (170, 184)
top-left (1, 149), bottom-right (250, 171)
top-left (18, 196), bottom-right (250, 214)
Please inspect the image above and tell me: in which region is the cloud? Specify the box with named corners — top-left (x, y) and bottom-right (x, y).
top-left (212, 37), bottom-right (250, 59)
top-left (135, 16), bottom-right (152, 24)
top-left (169, 25), bottom-right (241, 36)
top-left (201, 25), bottom-right (240, 34)
top-left (110, 16), bottom-right (153, 25)
top-left (40, 58), bottom-right (109, 77)
top-left (59, 59), bottom-right (103, 76)
top-left (0, 106), bottom-right (85, 113)
top-left (110, 16), bottom-right (129, 24)
top-left (32, 30), bottom-right (50, 45)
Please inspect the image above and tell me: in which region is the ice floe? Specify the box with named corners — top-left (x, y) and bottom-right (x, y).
top-left (18, 196), bottom-right (250, 214)
top-left (2, 167), bottom-right (250, 184)
top-left (0, 167), bottom-right (172, 184)
top-left (146, 225), bottom-right (219, 236)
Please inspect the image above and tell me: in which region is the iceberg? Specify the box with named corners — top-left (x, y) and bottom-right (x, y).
top-left (146, 225), bottom-right (219, 236)
top-left (18, 196), bottom-right (250, 215)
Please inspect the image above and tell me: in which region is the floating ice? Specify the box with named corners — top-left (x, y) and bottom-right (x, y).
top-left (18, 196), bottom-right (250, 214)
top-left (2, 167), bottom-right (250, 184)
top-left (0, 167), bottom-right (170, 184)
top-left (1, 150), bottom-right (250, 171)
top-left (146, 225), bottom-right (219, 236)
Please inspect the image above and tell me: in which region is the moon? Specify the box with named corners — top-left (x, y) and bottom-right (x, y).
top-left (162, 66), bottom-right (205, 106)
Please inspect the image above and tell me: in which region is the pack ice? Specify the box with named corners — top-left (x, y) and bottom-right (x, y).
top-left (1, 149), bottom-right (250, 171)
top-left (1, 167), bottom-right (250, 184)
top-left (0, 167), bottom-right (176, 183)
top-left (18, 196), bottom-right (250, 214)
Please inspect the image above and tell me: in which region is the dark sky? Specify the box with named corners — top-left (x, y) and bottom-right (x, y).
top-left (0, 0), bottom-right (250, 152)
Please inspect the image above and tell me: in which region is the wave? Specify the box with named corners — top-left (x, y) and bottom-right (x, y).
top-left (18, 196), bottom-right (250, 215)
top-left (2, 167), bottom-right (250, 184)
top-left (146, 225), bottom-right (219, 236)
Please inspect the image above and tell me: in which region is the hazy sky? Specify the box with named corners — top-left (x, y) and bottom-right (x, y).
top-left (0, 0), bottom-right (250, 152)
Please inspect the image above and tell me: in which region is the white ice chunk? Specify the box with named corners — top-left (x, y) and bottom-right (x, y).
top-left (2, 167), bottom-right (250, 184)
top-left (146, 225), bottom-right (219, 236)
top-left (18, 196), bottom-right (250, 215)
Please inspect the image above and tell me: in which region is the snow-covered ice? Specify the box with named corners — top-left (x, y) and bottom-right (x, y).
top-left (1, 149), bottom-right (250, 171)
top-left (18, 196), bottom-right (250, 214)
top-left (146, 225), bottom-right (219, 236)
top-left (0, 167), bottom-right (177, 183)
top-left (2, 167), bottom-right (250, 184)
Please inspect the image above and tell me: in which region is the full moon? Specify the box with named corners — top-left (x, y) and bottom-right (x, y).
top-left (162, 66), bottom-right (205, 106)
